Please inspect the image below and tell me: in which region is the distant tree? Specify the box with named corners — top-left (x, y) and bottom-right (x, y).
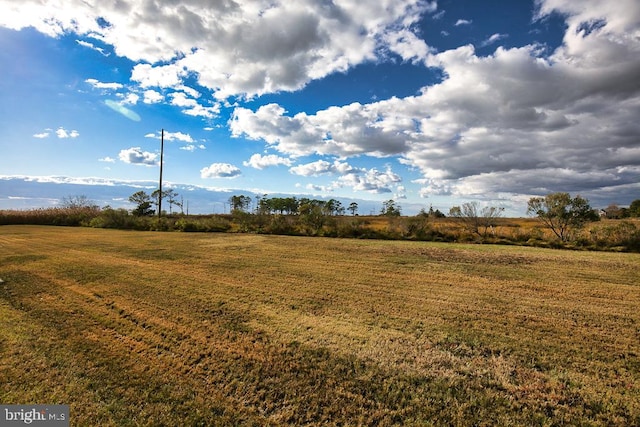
top-left (602, 204), bottom-right (629, 219)
top-left (151, 189), bottom-right (165, 216)
top-left (381, 200), bottom-right (401, 217)
top-left (255, 194), bottom-right (268, 214)
top-left (165, 189), bottom-right (181, 215)
top-left (180, 195), bottom-right (186, 215)
top-left (628, 199), bottom-right (640, 217)
top-left (421, 205), bottom-right (445, 218)
top-left (61, 195), bottom-right (98, 209)
top-left (433, 209), bottom-right (446, 218)
top-left (260, 196), bottom-right (298, 215)
top-left (270, 197), bottom-right (284, 214)
top-left (527, 192), bottom-right (596, 242)
top-left (449, 202), bottom-right (504, 237)
top-left (149, 189), bottom-right (181, 215)
top-left (298, 199), bottom-right (322, 214)
top-left (299, 202), bottom-right (326, 234)
top-left (325, 199), bottom-right (344, 216)
top-left (284, 197), bottom-right (300, 215)
top-left (229, 195), bottom-right (252, 213)
top-left (348, 202), bottom-right (358, 216)
top-left (258, 196), bottom-right (271, 214)
top-left (129, 191), bottom-right (154, 217)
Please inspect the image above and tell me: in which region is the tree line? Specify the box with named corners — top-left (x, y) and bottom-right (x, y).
top-left (2, 190), bottom-right (639, 251)
top-left (129, 189), bottom-right (184, 216)
top-left (229, 195), bottom-right (355, 216)
top-left (91, 189), bottom-right (640, 246)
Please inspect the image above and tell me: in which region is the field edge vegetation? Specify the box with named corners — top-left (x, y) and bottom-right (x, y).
top-left (1, 202), bottom-right (639, 252)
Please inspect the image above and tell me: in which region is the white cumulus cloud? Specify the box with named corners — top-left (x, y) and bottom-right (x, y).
top-left (55, 127), bottom-right (79, 138)
top-left (142, 90), bottom-right (163, 104)
top-left (145, 130), bottom-right (195, 144)
top-left (76, 39), bottom-right (109, 56)
top-left (118, 147), bottom-right (158, 166)
top-left (200, 163), bottom-right (241, 179)
top-left (33, 131), bottom-right (50, 139)
top-left (289, 159), bottom-right (402, 194)
top-left (480, 33), bottom-right (508, 47)
top-left (169, 92), bottom-right (220, 118)
top-left (0, 0), bottom-right (438, 100)
top-left (229, 0), bottom-right (640, 204)
top-left (337, 167), bottom-right (402, 194)
top-left (85, 78), bottom-right (123, 90)
top-left (243, 153), bottom-right (293, 170)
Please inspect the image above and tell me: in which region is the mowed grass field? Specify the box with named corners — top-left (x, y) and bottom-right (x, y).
top-left (1, 226), bottom-right (638, 426)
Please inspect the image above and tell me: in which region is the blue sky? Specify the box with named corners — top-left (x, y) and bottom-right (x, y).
top-left (1, 0), bottom-right (639, 215)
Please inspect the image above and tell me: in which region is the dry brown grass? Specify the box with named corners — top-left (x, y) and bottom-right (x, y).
top-left (1, 225), bottom-right (638, 425)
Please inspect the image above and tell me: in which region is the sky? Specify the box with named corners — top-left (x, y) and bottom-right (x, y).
top-left (0, 0), bottom-right (639, 215)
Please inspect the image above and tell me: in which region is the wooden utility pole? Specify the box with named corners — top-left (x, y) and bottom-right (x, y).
top-left (158, 128), bottom-right (164, 218)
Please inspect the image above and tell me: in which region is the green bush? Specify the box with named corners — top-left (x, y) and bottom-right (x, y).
top-left (265, 215), bottom-right (298, 235)
top-left (174, 217), bottom-right (231, 232)
top-left (89, 208), bottom-right (135, 229)
top-left (336, 219), bottom-right (369, 238)
top-left (175, 218), bottom-right (199, 232)
top-left (231, 211), bottom-right (256, 232)
top-left (202, 216), bottom-right (232, 232)
top-left (149, 217), bottom-right (172, 231)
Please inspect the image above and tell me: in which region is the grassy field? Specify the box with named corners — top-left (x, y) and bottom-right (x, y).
top-left (1, 225), bottom-right (638, 426)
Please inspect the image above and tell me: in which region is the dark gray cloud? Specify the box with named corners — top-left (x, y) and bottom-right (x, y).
top-left (230, 1), bottom-right (640, 205)
top-left (1, 0), bottom-right (436, 99)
